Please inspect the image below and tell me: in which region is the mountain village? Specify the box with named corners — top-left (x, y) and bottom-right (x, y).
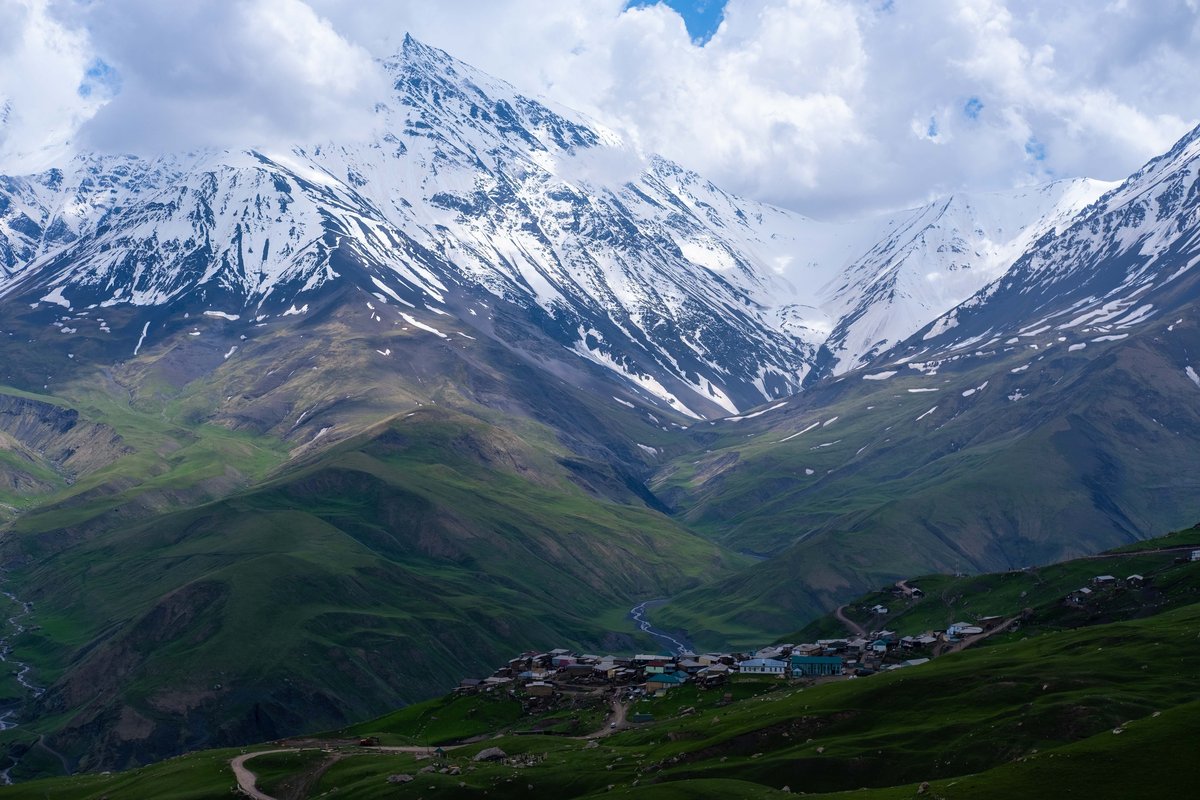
top-left (454, 590), bottom-right (1022, 719)
top-left (454, 558), bottom-right (1183, 724)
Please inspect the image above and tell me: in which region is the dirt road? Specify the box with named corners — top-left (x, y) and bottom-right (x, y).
top-left (232, 744), bottom-right (465, 799)
top-left (583, 692), bottom-right (628, 739)
top-left (232, 749), bottom-right (295, 800)
top-left (834, 604), bottom-right (866, 637)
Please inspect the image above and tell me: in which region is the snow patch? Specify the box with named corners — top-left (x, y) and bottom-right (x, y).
top-left (779, 421), bottom-right (821, 443)
top-left (282, 304), bottom-right (309, 316)
top-left (223, 345), bottom-right (238, 360)
top-left (725, 402), bottom-right (788, 422)
top-left (204, 310), bottom-right (240, 321)
top-left (371, 277), bottom-right (415, 308)
top-left (133, 322), bottom-right (150, 356)
top-left (863, 371), bottom-right (898, 381)
top-left (1091, 333), bottom-right (1130, 343)
top-left (1186, 366), bottom-right (1200, 388)
top-left (915, 406), bottom-right (938, 421)
top-left (400, 313), bottom-right (447, 338)
top-left (1068, 343), bottom-right (1087, 352)
top-left (40, 287), bottom-right (71, 308)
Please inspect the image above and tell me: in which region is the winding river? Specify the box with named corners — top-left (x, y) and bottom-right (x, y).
top-left (629, 600), bottom-right (692, 654)
top-left (0, 589), bottom-right (44, 784)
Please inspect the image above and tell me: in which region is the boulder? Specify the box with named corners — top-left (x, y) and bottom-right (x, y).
top-left (473, 747), bottom-right (508, 762)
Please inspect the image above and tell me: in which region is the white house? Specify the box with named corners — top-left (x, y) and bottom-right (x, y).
top-left (738, 658), bottom-right (787, 675)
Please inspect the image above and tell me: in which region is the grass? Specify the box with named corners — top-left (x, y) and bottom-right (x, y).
top-left (791, 528), bottom-right (1200, 642)
top-left (650, 333), bottom-right (1200, 645)
top-left (0, 747), bottom-right (240, 799)
top-left (3, 562), bottom-right (1198, 798)
top-left (0, 408), bottom-right (738, 774)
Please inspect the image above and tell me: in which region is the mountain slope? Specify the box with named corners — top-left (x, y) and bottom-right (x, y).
top-left (650, 124), bottom-right (1200, 644)
top-left (6, 525), bottom-right (1199, 798)
top-left (0, 397), bottom-right (737, 771)
top-left (0, 36), bottom-right (1109, 417)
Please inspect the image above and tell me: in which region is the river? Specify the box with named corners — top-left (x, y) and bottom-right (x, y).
top-left (629, 600), bottom-right (693, 654)
top-left (0, 589), bottom-right (44, 784)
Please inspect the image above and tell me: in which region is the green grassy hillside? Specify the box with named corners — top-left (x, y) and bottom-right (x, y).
top-left (651, 327), bottom-right (1200, 645)
top-left (0, 408), bottom-right (736, 776)
top-left (5, 530), bottom-right (1197, 799)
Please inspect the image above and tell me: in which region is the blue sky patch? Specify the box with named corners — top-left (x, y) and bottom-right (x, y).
top-left (963, 97), bottom-right (984, 120)
top-left (625, 0), bottom-right (728, 45)
top-left (1025, 138), bottom-right (1047, 161)
top-left (926, 116), bottom-right (939, 139)
top-left (78, 58), bottom-right (121, 99)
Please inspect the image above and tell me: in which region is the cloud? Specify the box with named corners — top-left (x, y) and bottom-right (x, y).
top-left (72, 0), bottom-right (387, 153)
top-left (0, 0), bottom-right (103, 171)
top-left (1, 0), bottom-right (1198, 218)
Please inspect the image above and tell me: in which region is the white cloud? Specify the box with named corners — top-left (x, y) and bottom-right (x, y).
top-left (0, 0), bottom-right (1197, 218)
top-left (70, 0), bottom-right (387, 153)
top-left (0, 0), bottom-right (104, 171)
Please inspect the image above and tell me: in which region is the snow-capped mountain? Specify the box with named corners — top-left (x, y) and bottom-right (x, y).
top-left (907, 123), bottom-right (1200, 361)
top-left (0, 35), bottom-right (1109, 416)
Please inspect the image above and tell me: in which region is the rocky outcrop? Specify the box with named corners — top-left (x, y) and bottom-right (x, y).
top-left (0, 393), bottom-right (130, 484)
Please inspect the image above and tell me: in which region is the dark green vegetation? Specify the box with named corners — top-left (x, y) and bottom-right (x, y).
top-left (1, 261), bottom-right (1199, 777)
top-left (4, 528), bottom-right (1197, 799)
top-left (0, 290), bottom-right (740, 775)
top-left (795, 525), bottom-right (1200, 643)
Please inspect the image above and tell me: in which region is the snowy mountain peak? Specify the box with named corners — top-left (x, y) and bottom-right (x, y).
top-left (904, 123), bottom-right (1200, 364)
top-left (0, 37), bottom-right (1126, 416)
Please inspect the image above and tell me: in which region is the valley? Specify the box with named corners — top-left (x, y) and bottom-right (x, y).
top-left (1, 525), bottom-right (1196, 798)
top-left (0, 28), bottom-right (1197, 789)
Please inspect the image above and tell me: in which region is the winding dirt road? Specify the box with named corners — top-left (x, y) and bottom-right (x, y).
top-left (834, 604), bottom-right (866, 637)
top-left (232, 749), bottom-right (295, 800)
top-left (233, 744), bottom-right (468, 798)
top-left (231, 697), bottom-right (630, 799)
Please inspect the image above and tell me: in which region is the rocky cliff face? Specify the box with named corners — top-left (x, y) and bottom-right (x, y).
top-left (0, 393), bottom-right (129, 483)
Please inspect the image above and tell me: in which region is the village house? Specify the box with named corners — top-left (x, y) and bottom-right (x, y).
top-left (646, 672), bottom-right (685, 695)
top-left (697, 663), bottom-right (730, 686)
top-left (562, 663), bottom-right (594, 681)
top-left (525, 681), bottom-right (554, 697)
top-left (738, 658), bottom-right (787, 675)
top-left (791, 655), bottom-right (843, 677)
top-left (900, 634), bottom-right (938, 649)
top-left (1092, 575), bottom-right (1116, 587)
top-left (1067, 586), bottom-right (1093, 604)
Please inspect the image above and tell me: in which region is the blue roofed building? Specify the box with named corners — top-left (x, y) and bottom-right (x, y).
top-left (791, 655), bottom-right (843, 677)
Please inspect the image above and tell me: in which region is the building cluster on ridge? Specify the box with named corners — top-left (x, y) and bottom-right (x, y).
top-left (455, 596), bottom-right (1021, 703)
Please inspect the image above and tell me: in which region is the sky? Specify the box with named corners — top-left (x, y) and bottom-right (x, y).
top-left (0, 0), bottom-right (1198, 219)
